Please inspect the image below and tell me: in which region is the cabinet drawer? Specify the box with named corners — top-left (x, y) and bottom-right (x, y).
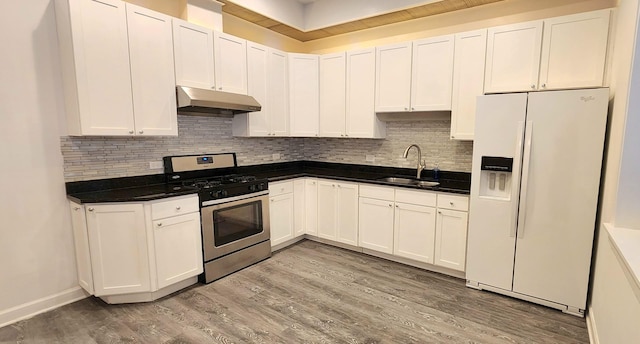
top-left (437, 194), bottom-right (469, 211)
top-left (269, 180), bottom-right (294, 197)
top-left (359, 184), bottom-right (394, 201)
top-left (395, 189), bottom-right (437, 207)
top-left (151, 195), bottom-right (199, 220)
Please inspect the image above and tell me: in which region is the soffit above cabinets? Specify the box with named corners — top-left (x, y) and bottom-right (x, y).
top-left (220, 0), bottom-right (505, 42)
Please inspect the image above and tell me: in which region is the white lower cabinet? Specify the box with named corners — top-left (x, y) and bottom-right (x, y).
top-left (394, 202), bottom-right (437, 264)
top-left (152, 212), bottom-right (202, 289)
top-left (359, 197), bottom-right (395, 254)
top-left (69, 195), bottom-right (202, 301)
top-left (317, 180), bottom-right (359, 246)
top-left (434, 209), bottom-right (468, 271)
top-left (269, 180), bottom-right (295, 247)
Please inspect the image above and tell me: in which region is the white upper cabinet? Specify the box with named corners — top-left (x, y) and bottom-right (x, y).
top-left (289, 53), bottom-right (320, 137)
top-left (126, 4), bottom-right (177, 136)
top-left (319, 52), bottom-right (347, 137)
top-left (411, 35), bottom-right (455, 111)
top-left (55, 0), bottom-right (177, 136)
top-left (485, 21), bottom-right (543, 93)
top-left (233, 46), bottom-right (289, 137)
top-left (214, 31), bottom-right (248, 94)
top-left (450, 29), bottom-right (487, 141)
top-left (346, 48), bottom-right (385, 139)
top-left (375, 42), bottom-right (412, 112)
top-left (56, 0), bottom-right (134, 136)
top-left (538, 9), bottom-right (611, 90)
top-left (485, 9), bottom-right (611, 93)
top-left (172, 19), bottom-right (215, 89)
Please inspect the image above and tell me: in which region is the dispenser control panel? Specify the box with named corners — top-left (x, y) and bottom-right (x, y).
top-left (480, 156), bottom-right (513, 199)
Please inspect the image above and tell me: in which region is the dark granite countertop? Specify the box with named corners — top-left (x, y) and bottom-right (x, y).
top-left (66, 161), bottom-right (470, 203)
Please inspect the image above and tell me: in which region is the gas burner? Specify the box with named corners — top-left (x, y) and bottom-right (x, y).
top-left (188, 179), bottom-right (222, 189)
top-left (226, 175), bottom-right (257, 183)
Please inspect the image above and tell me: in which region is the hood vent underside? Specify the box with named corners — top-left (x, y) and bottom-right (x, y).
top-left (176, 86), bottom-right (262, 115)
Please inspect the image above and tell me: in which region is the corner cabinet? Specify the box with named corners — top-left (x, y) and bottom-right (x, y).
top-left (485, 9), bottom-right (611, 93)
top-left (289, 53), bottom-right (320, 137)
top-left (55, 0), bottom-right (177, 136)
top-left (68, 195), bottom-right (202, 303)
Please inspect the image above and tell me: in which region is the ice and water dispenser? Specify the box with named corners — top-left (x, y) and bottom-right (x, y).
top-left (479, 156), bottom-right (513, 199)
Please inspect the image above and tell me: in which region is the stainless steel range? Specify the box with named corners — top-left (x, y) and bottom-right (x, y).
top-left (164, 153), bottom-right (270, 283)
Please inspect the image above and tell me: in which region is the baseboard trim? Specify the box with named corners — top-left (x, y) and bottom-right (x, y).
top-left (586, 306), bottom-right (600, 344)
top-left (0, 286), bottom-right (88, 328)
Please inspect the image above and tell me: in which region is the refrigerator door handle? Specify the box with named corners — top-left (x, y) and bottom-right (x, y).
top-left (517, 121), bottom-right (534, 239)
top-left (511, 121), bottom-right (526, 237)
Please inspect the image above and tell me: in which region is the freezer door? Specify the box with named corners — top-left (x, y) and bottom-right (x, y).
top-left (466, 93), bottom-right (527, 290)
top-left (512, 88), bottom-right (608, 310)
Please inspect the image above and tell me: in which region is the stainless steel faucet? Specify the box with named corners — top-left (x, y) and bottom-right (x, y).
top-left (403, 144), bottom-right (426, 179)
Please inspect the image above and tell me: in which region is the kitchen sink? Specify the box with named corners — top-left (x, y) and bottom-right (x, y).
top-left (378, 177), bottom-right (440, 187)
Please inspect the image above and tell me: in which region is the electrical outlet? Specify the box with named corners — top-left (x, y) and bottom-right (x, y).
top-left (149, 161), bottom-right (163, 169)
top-left (272, 153), bottom-right (281, 160)
top-left (365, 155), bottom-right (375, 162)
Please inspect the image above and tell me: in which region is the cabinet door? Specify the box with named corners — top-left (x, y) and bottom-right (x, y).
top-left (172, 19), bottom-right (215, 89)
top-left (246, 42), bottom-right (270, 136)
top-left (270, 193), bottom-right (294, 247)
top-left (66, 0), bottom-right (134, 135)
top-left (69, 202), bottom-right (94, 294)
top-left (346, 48), bottom-right (385, 138)
top-left (319, 52), bottom-right (346, 137)
top-left (293, 179), bottom-right (306, 237)
top-left (485, 21), bottom-right (543, 93)
top-left (305, 179), bottom-right (318, 235)
top-left (289, 53), bottom-right (320, 137)
top-left (126, 4), bottom-right (177, 136)
top-left (539, 9), bottom-right (610, 90)
top-left (375, 42), bottom-right (412, 112)
top-left (336, 183), bottom-right (359, 246)
top-left (358, 197), bottom-right (394, 254)
top-left (394, 203), bottom-right (436, 264)
top-left (153, 212), bottom-right (203, 289)
top-left (435, 209), bottom-right (468, 271)
top-left (85, 203), bottom-right (150, 296)
top-left (268, 49), bottom-right (289, 136)
top-left (214, 31), bottom-right (248, 94)
top-left (450, 29), bottom-right (487, 141)
top-left (411, 35), bottom-right (454, 111)
top-left (317, 180), bottom-right (337, 240)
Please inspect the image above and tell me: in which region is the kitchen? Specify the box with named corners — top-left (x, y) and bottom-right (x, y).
top-left (1, 0), bottom-right (639, 342)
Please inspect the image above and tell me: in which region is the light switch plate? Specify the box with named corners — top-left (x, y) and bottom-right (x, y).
top-left (149, 161), bottom-right (163, 169)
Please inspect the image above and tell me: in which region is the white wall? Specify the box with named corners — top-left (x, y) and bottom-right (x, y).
top-left (0, 1), bottom-right (85, 327)
top-left (588, 0), bottom-right (640, 342)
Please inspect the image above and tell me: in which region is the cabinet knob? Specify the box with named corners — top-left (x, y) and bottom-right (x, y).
top-left (388, 203), bottom-right (393, 207)
top-left (219, 87), bottom-right (223, 90)
top-left (450, 201), bottom-right (454, 206)
top-left (88, 207), bottom-right (94, 212)
top-left (411, 107), bottom-right (415, 111)
top-left (73, 207), bottom-right (80, 211)
top-left (138, 130), bottom-right (144, 134)
top-left (404, 107), bottom-right (408, 111)
top-left (337, 185), bottom-right (341, 188)
top-left (451, 135), bottom-right (455, 139)
top-left (157, 223), bottom-right (162, 227)
top-left (345, 134), bottom-right (349, 137)
top-left (395, 204), bottom-right (399, 208)
top-left (541, 83), bottom-right (547, 88)
top-left (332, 184), bottom-right (336, 187)
top-left (438, 211), bottom-right (442, 214)
top-left (129, 130), bottom-right (134, 134)
top-left (176, 206), bottom-right (181, 210)
top-left (530, 84), bottom-right (536, 89)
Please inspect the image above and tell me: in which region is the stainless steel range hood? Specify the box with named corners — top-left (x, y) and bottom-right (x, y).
top-left (176, 86), bottom-right (261, 115)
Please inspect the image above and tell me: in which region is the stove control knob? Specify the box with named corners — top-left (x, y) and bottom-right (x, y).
top-left (220, 190), bottom-right (228, 198)
top-left (249, 185), bottom-right (257, 192)
top-left (258, 183), bottom-right (265, 191)
top-left (209, 190), bottom-right (221, 198)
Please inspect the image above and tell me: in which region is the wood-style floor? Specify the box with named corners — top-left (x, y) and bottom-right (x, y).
top-left (0, 240), bottom-right (589, 343)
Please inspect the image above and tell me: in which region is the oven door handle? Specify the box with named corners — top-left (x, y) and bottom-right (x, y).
top-left (202, 190), bottom-right (270, 207)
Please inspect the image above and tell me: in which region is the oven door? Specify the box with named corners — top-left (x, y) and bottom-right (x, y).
top-left (201, 191), bottom-right (270, 261)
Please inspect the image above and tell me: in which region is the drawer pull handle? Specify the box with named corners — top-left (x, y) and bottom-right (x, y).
top-left (450, 201), bottom-right (454, 206)
top-left (176, 206), bottom-right (181, 210)
top-left (157, 223), bottom-right (162, 227)
top-left (388, 204), bottom-right (392, 207)
top-left (88, 207), bottom-right (94, 212)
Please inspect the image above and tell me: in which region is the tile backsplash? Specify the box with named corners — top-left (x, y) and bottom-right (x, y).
top-left (61, 115), bottom-right (473, 182)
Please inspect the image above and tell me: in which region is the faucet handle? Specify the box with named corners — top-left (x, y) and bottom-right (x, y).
top-left (421, 160), bottom-right (427, 168)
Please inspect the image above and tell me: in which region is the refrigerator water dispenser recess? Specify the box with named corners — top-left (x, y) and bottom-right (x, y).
top-left (479, 156), bottom-right (513, 200)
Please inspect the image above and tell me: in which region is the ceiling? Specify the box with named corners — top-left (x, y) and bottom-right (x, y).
top-left (219, 0), bottom-right (505, 42)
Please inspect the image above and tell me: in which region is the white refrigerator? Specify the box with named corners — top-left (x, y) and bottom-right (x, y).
top-left (465, 88), bottom-right (608, 317)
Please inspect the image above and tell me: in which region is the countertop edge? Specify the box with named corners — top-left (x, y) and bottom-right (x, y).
top-left (605, 222), bottom-right (640, 303)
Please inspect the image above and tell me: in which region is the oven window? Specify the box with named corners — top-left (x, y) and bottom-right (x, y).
top-left (212, 200), bottom-right (263, 246)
